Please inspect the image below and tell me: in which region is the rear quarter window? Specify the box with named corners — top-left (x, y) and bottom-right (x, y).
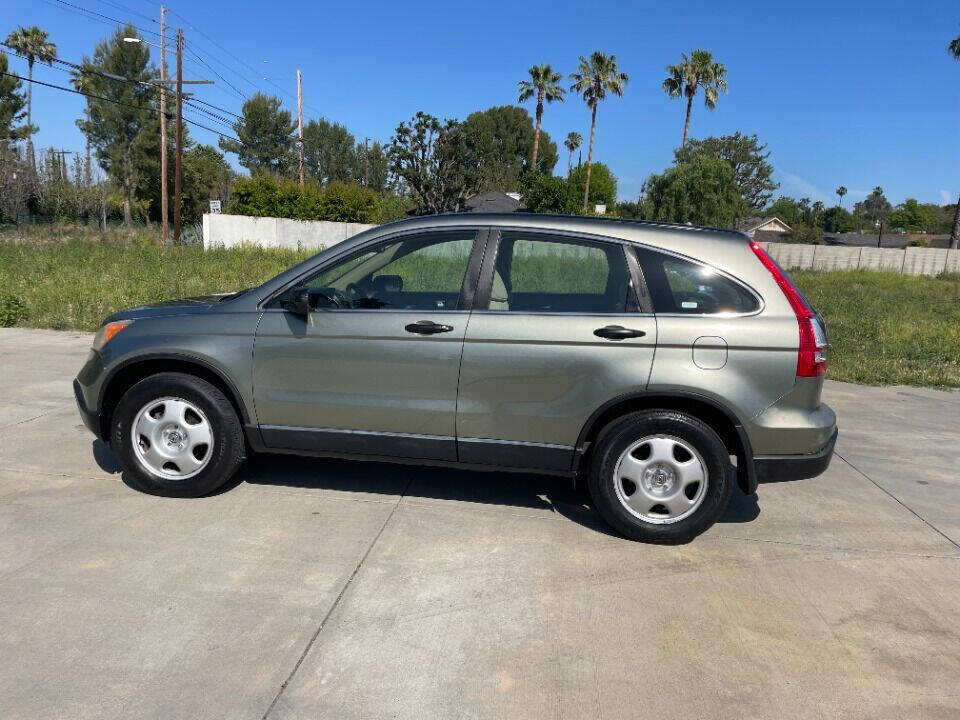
top-left (636, 248), bottom-right (760, 315)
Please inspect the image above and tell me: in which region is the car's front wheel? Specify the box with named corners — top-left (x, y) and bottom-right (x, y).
top-left (587, 410), bottom-right (733, 543)
top-left (112, 372), bottom-right (245, 497)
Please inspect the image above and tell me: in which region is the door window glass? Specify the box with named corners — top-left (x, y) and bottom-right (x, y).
top-left (637, 248), bottom-right (760, 315)
top-left (487, 233), bottom-right (636, 313)
top-left (302, 232), bottom-right (476, 311)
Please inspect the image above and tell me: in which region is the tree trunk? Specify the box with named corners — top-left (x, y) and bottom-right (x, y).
top-left (582, 104), bottom-right (597, 209)
top-left (681, 94), bottom-right (693, 147)
top-left (26, 59), bottom-right (34, 170)
top-left (122, 175), bottom-right (132, 227)
top-left (567, 150), bottom-right (573, 176)
top-left (531, 91), bottom-right (543, 171)
top-left (951, 193), bottom-right (960, 250)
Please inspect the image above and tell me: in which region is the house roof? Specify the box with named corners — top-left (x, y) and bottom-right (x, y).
top-left (462, 191), bottom-right (523, 213)
top-left (739, 216), bottom-right (792, 233)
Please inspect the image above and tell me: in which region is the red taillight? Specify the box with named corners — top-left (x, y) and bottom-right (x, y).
top-left (749, 242), bottom-right (826, 377)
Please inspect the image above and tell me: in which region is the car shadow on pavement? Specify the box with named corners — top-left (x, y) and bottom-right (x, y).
top-left (98, 440), bottom-right (759, 539)
top-left (232, 453), bottom-right (761, 538)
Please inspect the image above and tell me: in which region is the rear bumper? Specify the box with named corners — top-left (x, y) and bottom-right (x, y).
top-left (73, 378), bottom-right (101, 437)
top-left (754, 428), bottom-right (837, 483)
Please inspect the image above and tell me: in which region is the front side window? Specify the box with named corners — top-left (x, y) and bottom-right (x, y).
top-left (302, 231), bottom-right (476, 311)
top-left (636, 248), bottom-right (760, 315)
top-left (485, 232), bottom-right (637, 313)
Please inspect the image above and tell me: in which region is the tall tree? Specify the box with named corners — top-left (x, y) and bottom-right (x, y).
top-left (568, 161), bottom-right (617, 208)
top-left (219, 93), bottom-right (295, 175)
top-left (569, 52), bottom-right (628, 209)
top-left (673, 133), bottom-right (777, 211)
top-left (75, 26), bottom-right (155, 226)
top-left (389, 111), bottom-right (480, 214)
top-left (302, 118), bottom-right (358, 185)
top-left (950, 35), bottom-right (960, 247)
top-left (0, 51), bottom-right (29, 140)
top-left (462, 105), bottom-right (557, 191)
top-left (517, 64), bottom-right (565, 170)
top-left (662, 49), bottom-right (727, 147)
top-left (3, 26), bottom-right (56, 159)
top-left (836, 185), bottom-right (847, 207)
top-left (356, 139), bottom-right (390, 193)
top-left (642, 154), bottom-right (744, 227)
top-left (861, 186), bottom-right (892, 224)
top-left (564, 131), bottom-right (582, 175)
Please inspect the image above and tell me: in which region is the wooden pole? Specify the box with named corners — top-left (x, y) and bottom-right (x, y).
top-left (297, 69), bottom-right (304, 188)
top-left (160, 5), bottom-right (169, 243)
top-left (364, 137), bottom-right (369, 188)
top-left (174, 28), bottom-right (183, 244)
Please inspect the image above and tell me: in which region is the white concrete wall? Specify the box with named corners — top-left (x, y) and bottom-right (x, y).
top-left (761, 242), bottom-right (958, 277)
top-left (202, 213), bottom-right (377, 251)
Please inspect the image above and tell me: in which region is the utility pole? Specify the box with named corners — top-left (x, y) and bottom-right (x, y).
top-left (297, 69), bottom-right (304, 188)
top-left (364, 137), bottom-right (369, 188)
top-left (174, 27), bottom-right (183, 244)
top-left (159, 5), bottom-right (168, 243)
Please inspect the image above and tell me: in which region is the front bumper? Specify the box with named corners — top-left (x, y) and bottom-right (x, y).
top-left (73, 378), bottom-right (101, 437)
top-left (754, 428), bottom-right (838, 483)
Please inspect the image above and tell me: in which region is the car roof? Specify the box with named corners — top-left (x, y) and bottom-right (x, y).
top-left (374, 212), bottom-right (751, 247)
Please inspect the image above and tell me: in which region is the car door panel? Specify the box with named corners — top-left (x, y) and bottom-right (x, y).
top-left (254, 310), bottom-right (466, 459)
top-left (252, 229), bottom-right (482, 461)
top-left (455, 230), bottom-right (657, 470)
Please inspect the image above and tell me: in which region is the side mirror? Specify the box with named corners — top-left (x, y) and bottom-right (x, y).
top-left (282, 286), bottom-right (311, 316)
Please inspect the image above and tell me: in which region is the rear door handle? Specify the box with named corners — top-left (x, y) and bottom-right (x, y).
top-left (405, 320), bottom-right (454, 335)
top-left (594, 325), bottom-right (647, 340)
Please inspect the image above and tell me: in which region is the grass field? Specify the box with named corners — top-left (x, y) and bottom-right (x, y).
top-left (793, 270), bottom-right (960, 388)
top-left (0, 233), bottom-right (958, 388)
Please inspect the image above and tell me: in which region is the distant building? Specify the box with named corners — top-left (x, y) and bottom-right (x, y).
top-left (738, 216), bottom-right (792, 239)
top-left (462, 191), bottom-right (523, 213)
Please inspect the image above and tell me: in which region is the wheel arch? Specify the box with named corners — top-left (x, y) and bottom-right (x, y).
top-left (574, 390), bottom-right (757, 495)
top-left (97, 354), bottom-right (251, 442)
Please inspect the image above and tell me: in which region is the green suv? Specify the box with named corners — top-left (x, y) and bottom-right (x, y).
top-left (75, 214), bottom-right (837, 543)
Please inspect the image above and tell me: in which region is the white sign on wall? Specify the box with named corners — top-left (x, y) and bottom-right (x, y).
top-left (209, 200), bottom-right (222, 214)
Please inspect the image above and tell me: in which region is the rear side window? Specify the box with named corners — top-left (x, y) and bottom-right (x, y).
top-left (486, 232), bottom-right (637, 313)
top-left (636, 248), bottom-right (760, 315)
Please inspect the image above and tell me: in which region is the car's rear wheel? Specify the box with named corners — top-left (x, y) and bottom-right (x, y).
top-left (112, 372), bottom-right (245, 497)
top-left (587, 410), bottom-right (733, 543)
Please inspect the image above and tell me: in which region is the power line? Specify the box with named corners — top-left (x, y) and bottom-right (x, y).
top-left (45, 0), bottom-right (161, 38)
top-left (89, 0), bottom-right (158, 25)
top-left (182, 40), bottom-right (247, 101)
top-left (1, 71), bottom-right (243, 146)
top-left (165, 5), bottom-right (327, 118)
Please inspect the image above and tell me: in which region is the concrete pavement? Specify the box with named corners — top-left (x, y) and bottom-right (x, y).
top-left (0, 328), bottom-right (958, 719)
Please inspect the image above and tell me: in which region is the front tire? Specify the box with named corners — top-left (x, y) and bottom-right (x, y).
top-left (112, 372), bottom-right (245, 498)
top-left (587, 410), bottom-right (733, 543)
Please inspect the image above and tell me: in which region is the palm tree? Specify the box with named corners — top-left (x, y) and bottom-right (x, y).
top-left (564, 132), bottom-right (582, 175)
top-left (662, 49), bottom-right (727, 147)
top-left (836, 186), bottom-right (847, 207)
top-left (4, 27), bottom-right (57, 160)
top-left (569, 52), bottom-right (628, 209)
top-left (517, 64), bottom-right (565, 171)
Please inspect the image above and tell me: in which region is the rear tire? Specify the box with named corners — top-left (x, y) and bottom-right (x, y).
top-left (112, 372), bottom-right (245, 498)
top-left (587, 410), bottom-right (733, 544)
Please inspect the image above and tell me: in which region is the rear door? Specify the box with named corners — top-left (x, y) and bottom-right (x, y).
top-left (455, 229), bottom-right (657, 471)
top-left (253, 228), bottom-right (484, 461)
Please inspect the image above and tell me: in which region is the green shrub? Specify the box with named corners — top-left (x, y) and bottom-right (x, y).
top-left (0, 292), bottom-right (25, 327)
top-left (228, 175), bottom-right (380, 224)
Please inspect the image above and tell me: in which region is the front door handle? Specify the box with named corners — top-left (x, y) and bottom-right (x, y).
top-left (594, 325), bottom-right (647, 341)
top-left (405, 320), bottom-right (454, 335)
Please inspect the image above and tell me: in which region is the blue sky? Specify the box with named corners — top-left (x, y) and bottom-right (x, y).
top-left (3, 0), bottom-right (959, 206)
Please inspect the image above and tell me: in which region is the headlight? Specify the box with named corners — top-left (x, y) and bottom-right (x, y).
top-left (92, 319), bottom-right (133, 350)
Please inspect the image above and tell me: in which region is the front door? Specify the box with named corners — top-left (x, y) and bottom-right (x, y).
top-left (456, 229), bottom-right (658, 471)
top-left (253, 229), bottom-right (482, 461)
